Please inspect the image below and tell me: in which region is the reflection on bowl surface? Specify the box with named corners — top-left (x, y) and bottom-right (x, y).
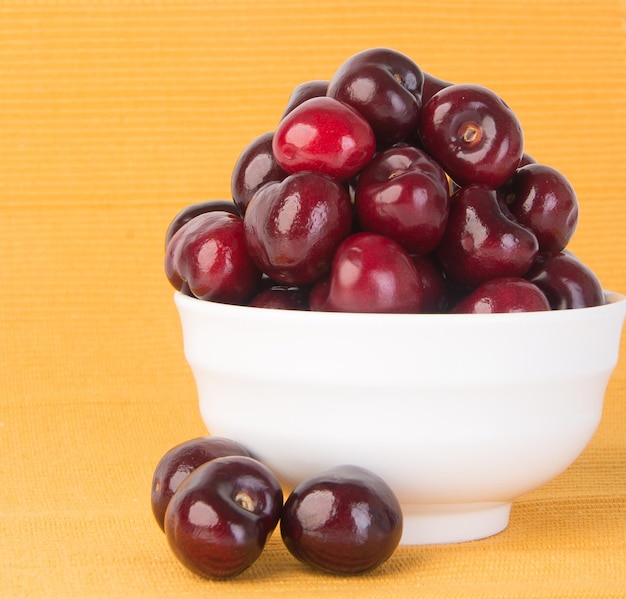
top-left (175, 291), bottom-right (626, 545)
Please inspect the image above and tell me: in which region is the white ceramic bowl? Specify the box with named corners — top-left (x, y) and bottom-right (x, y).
top-left (174, 290), bottom-right (626, 545)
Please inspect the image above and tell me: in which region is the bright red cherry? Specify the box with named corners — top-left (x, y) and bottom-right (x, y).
top-left (272, 96), bottom-right (376, 180)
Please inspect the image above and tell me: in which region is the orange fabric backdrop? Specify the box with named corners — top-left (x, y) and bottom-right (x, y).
top-left (1, 1), bottom-right (625, 597)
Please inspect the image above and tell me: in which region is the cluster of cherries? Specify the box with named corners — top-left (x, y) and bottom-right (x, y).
top-left (165, 47), bottom-right (605, 314)
top-left (152, 436), bottom-right (403, 579)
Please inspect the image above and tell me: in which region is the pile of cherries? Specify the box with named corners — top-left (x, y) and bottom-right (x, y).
top-left (165, 47), bottom-right (605, 314)
top-left (152, 436), bottom-right (403, 579)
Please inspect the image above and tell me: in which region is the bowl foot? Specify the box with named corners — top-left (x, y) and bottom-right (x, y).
top-left (400, 501), bottom-right (512, 545)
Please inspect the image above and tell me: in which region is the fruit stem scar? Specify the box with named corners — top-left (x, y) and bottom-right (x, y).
top-left (235, 491), bottom-right (255, 512)
top-left (458, 122), bottom-right (482, 146)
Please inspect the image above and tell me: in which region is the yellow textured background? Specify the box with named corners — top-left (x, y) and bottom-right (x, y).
top-left (1, 1), bottom-right (625, 597)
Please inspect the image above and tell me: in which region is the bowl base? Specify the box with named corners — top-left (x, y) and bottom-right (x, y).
top-left (400, 501), bottom-right (511, 545)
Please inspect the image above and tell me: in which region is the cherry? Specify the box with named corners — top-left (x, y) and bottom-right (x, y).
top-left (503, 163), bottom-right (579, 252)
top-left (165, 211), bottom-right (262, 304)
top-left (272, 96), bottom-right (376, 181)
top-left (280, 465), bottom-right (403, 575)
top-left (421, 71), bottom-right (453, 105)
top-left (165, 200), bottom-right (241, 246)
top-left (243, 171), bottom-right (352, 285)
top-left (231, 131), bottom-right (288, 216)
top-left (163, 50), bottom-right (607, 315)
top-left (525, 251), bottom-right (605, 309)
top-left (354, 145), bottom-right (449, 255)
top-left (450, 277), bottom-right (550, 314)
top-left (164, 456), bottom-right (283, 580)
top-left (281, 80), bottom-right (329, 118)
top-left (310, 232), bottom-right (423, 313)
top-left (249, 285), bottom-right (310, 310)
top-left (327, 47), bottom-right (424, 148)
top-left (151, 437), bottom-right (251, 532)
top-left (519, 152), bottom-right (537, 167)
top-left (435, 184), bottom-right (539, 288)
top-left (411, 254), bottom-right (447, 313)
top-left (419, 83), bottom-right (524, 188)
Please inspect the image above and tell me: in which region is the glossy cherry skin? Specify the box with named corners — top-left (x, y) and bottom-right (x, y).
top-left (272, 96), bottom-right (376, 181)
top-left (519, 152), bottom-right (536, 167)
top-left (165, 211), bottom-right (262, 304)
top-left (327, 48), bottom-right (424, 148)
top-left (355, 146), bottom-right (450, 255)
top-left (164, 456), bottom-right (283, 580)
top-left (243, 172), bottom-right (353, 285)
top-left (280, 465), bottom-right (403, 575)
top-left (411, 254), bottom-right (447, 313)
top-left (421, 71), bottom-right (453, 105)
top-left (151, 437), bottom-right (251, 532)
top-left (281, 80), bottom-right (329, 118)
top-left (525, 251), bottom-right (605, 309)
top-left (249, 285), bottom-right (310, 310)
top-left (419, 83), bottom-right (524, 188)
top-left (165, 200), bottom-right (241, 246)
top-left (231, 131), bottom-right (288, 216)
top-left (450, 277), bottom-right (550, 314)
top-left (503, 163), bottom-right (579, 252)
top-left (435, 185), bottom-right (539, 288)
top-left (310, 232), bottom-right (423, 313)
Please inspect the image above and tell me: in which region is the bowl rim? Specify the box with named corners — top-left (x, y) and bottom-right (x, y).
top-left (174, 289), bottom-right (626, 324)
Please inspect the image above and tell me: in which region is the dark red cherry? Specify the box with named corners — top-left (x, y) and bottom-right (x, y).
top-left (165, 200), bottom-right (240, 246)
top-left (411, 254), bottom-right (447, 313)
top-left (151, 437), bottom-right (251, 532)
top-left (281, 80), bottom-right (329, 118)
top-left (525, 251), bottom-right (605, 309)
top-left (327, 47), bottom-right (424, 148)
top-left (421, 71), bottom-right (453, 105)
top-left (243, 171), bottom-right (353, 285)
top-left (435, 185), bottom-right (539, 288)
top-left (165, 211), bottom-right (262, 303)
top-left (231, 132), bottom-right (288, 216)
top-left (354, 145), bottom-right (449, 255)
top-left (164, 456), bottom-right (283, 580)
top-left (450, 277), bottom-right (551, 314)
top-left (504, 163), bottom-right (579, 252)
top-left (419, 83), bottom-right (524, 188)
top-left (280, 465), bottom-right (403, 575)
top-left (310, 232), bottom-right (423, 313)
top-left (249, 285), bottom-right (310, 310)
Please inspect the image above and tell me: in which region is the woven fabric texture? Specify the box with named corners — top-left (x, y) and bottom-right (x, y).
top-left (1, 1), bottom-right (625, 597)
